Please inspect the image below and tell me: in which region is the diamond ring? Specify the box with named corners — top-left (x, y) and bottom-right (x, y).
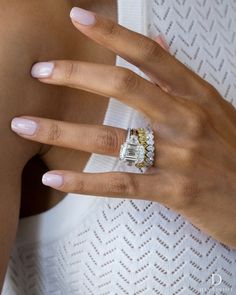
top-left (119, 127), bottom-right (155, 172)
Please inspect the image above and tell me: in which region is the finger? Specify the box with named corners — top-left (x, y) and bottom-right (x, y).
top-left (41, 170), bottom-right (171, 203)
top-left (11, 117), bottom-right (127, 156)
top-left (31, 60), bottom-right (179, 119)
top-left (11, 117), bottom-right (194, 171)
top-left (69, 7), bottom-right (205, 97)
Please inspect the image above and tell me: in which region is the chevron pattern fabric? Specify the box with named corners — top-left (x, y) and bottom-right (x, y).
top-left (148, 0), bottom-right (236, 106)
top-left (2, 0), bottom-right (236, 294)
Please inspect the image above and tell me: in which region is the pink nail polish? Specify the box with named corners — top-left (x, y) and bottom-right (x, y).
top-left (11, 118), bottom-right (38, 136)
top-left (155, 35), bottom-right (169, 51)
top-left (70, 7), bottom-right (96, 26)
top-left (42, 173), bottom-right (64, 188)
top-left (31, 62), bottom-right (54, 78)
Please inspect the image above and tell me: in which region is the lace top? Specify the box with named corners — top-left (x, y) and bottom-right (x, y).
top-left (2, 0), bottom-right (236, 294)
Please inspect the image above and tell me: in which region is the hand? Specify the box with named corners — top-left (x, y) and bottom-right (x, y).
top-left (11, 7), bottom-right (236, 248)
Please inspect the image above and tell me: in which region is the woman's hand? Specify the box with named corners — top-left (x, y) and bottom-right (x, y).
top-left (11, 7), bottom-right (236, 248)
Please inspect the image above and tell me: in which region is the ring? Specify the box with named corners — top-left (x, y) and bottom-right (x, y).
top-left (119, 126), bottom-right (155, 172)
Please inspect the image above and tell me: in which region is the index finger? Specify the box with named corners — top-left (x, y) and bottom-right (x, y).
top-left (69, 7), bottom-right (202, 97)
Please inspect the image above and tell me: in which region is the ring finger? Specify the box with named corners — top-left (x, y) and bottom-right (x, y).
top-left (31, 60), bottom-right (186, 127)
top-left (11, 117), bottom-right (127, 157)
top-left (11, 116), bottom-right (191, 172)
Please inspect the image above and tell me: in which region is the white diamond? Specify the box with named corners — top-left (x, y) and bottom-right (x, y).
top-left (119, 144), bottom-right (126, 160)
top-left (136, 145), bottom-right (145, 164)
top-left (147, 139), bottom-right (154, 145)
top-left (147, 134), bottom-right (154, 140)
top-left (147, 151), bottom-right (154, 158)
top-left (130, 135), bottom-right (139, 144)
top-left (147, 146), bottom-right (154, 152)
top-left (120, 142), bottom-right (145, 165)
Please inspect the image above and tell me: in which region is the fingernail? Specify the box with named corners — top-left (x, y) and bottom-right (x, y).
top-left (31, 62), bottom-right (54, 78)
top-left (42, 173), bottom-right (64, 188)
top-left (70, 7), bottom-right (96, 25)
top-left (11, 118), bottom-right (38, 136)
top-left (155, 35), bottom-right (169, 51)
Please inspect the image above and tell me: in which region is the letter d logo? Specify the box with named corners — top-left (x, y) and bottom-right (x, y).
top-left (211, 273), bottom-right (222, 286)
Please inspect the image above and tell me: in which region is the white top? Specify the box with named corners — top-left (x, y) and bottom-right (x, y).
top-left (2, 0), bottom-right (236, 294)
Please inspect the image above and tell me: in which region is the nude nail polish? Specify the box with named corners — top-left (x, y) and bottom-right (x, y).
top-left (11, 118), bottom-right (38, 136)
top-left (31, 62), bottom-right (54, 78)
top-left (42, 173), bottom-right (64, 188)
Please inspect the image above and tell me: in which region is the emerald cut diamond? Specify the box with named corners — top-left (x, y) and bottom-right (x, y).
top-left (119, 127), bottom-right (155, 171)
top-left (119, 142), bottom-right (145, 166)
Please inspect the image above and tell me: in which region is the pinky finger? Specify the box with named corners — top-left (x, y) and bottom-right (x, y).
top-left (41, 171), bottom-right (167, 201)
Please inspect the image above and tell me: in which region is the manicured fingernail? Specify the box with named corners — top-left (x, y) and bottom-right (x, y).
top-left (70, 7), bottom-right (96, 25)
top-left (31, 62), bottom-right (54, 78)
top-left (11, 118), bottom-right (38, 136)
top-left (155, 35), bottom-right (169, 51)
top-left (42, 173), bottom-right (64, 188)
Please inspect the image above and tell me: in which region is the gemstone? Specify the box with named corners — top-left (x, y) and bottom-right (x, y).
top-left (147, 151), bottom-right (154, 158)
top-left (147, 134), bottom-right (154, 140)
top-left (136, 146), bottom-right (145, 164)
top-left (119, 144), bottom-right (127, 160)
top-left (147, 145), bottom-right (155, 152)
top-left (147, 139), bottom-right (154, 145)
top-left (119, 142), bottom-right (145, 164)
top-left (130, 135), bottom-right (139, 145)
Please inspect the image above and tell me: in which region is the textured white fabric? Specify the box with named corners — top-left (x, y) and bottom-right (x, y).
top-left (2, 0), bottom-right (236, 294)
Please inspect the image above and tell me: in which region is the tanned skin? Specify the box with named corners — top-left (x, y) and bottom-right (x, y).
top-left (0, 0), bottom-right (116, 289)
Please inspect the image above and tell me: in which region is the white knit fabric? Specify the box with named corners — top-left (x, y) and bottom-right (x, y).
top-left (2, 0), bottom-right (236, 294)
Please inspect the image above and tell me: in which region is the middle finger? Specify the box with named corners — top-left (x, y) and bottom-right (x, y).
top-left (31, 60), bottom-right (183, 122)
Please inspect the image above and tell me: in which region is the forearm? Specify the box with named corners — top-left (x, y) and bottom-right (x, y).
top-left (0, 139), bottom-right (38, 291)
top-left (0, 1), bottom-right (73, 287)
top-left (0, 166), bottom-right (21, 290)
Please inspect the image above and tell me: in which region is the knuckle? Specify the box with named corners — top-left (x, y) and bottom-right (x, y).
top-left (201, 83), bottom-right (218, 99)
top-left (107, 174), bottom-right (137, 196)
top-left (47, 123), bottom-right (62, 142)
top-left (180, 148), bottom-right (196, 167)
top-left (187, 107), bottom-right (208, 138)
top-left (192, 80), bottom-right (221, 106)
top-left (72, 178), bottom-right (85, 194)
top-left (99, 19), bottom-right (120, 40)
top-left (113, 69), bottom-right (139, 94)
top-left (96, 128), bottom-right (119, 154)
top-left (63, 61), bottom-right (79, 83)
top-left (137, 37), bottom-right (165, 61)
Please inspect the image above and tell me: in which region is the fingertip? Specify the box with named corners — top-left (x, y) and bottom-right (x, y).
top-left (155, 35), bottom-right (169, 51)
top-left (11, 117), bottom-right (38, 136)
top-left (31, 62), bottom-right (55, 79)
top-left (70, 7), bottom-right (96, 26)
